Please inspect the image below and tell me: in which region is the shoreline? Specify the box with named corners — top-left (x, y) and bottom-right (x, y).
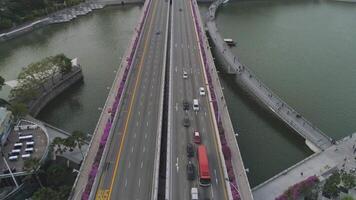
top-left (0, 0), bottom-right (143, 42)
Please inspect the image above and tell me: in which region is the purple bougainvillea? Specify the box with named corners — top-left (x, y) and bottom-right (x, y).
top-left (275, 176), bottom-right (319, 200)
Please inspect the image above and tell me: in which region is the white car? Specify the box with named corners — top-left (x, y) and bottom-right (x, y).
top-left (183, 71), bottom-right (188, 79)
top-left (199, 87), bottom-right (206, 96)
top-left (191, 187), bottom-right (198, 200)
top-left (193, 99), bottom-right (199, 111)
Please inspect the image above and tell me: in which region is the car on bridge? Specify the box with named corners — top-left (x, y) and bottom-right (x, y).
top-left (193, 99), bottom-right (199, 111)
top-left (199, 87), bottom-right (206, 96)
top-left (183, 100), bottom-right (190, 111)
top-left (183, 117), bottom-right (190, 127)
top-left (187, 160), bottom-right (196, 181)
top-left (187, 143), bottom-right (194, 157)
top-left (194, 131), bottom-right (201, 144)
top-left (183, 71), bottom-right (188, 79)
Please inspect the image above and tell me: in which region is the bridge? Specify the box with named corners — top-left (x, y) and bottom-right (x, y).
top-left (206, 0), bottom-right (333, 153)
top-left (69, 0), bottom-right (252, 199)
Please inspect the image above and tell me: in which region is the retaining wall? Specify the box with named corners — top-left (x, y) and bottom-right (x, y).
top-left (28, 66), bottom-right (83, 117)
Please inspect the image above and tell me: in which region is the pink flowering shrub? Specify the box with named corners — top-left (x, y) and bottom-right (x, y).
top-left (275, 176), bottom-right (319, 200)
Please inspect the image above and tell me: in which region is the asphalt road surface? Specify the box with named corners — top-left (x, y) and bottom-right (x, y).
top-left (167, 0), bottom-right (229, 199)
top-left (93, 0), bottom-right (169, 199)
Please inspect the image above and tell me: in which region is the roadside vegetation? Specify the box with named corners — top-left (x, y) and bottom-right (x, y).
top-left (0, 0), bottom-right (84, 32)
top-left (24, 158), bottom-right (76, 200)
top-left (277, 171), bottom-right (356, 200)
top-left (22, 130), bottom-right (87, 199)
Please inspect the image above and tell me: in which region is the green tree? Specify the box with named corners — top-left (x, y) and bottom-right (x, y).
top-left (51, 137), bottom-right (66, 154)
top-left (54, 54), bottom-right (72, 75)
top-left (46, 164), bottom-right (67, 186)
top-left (0, 18), bottom-right (12, 30)
top-left (71, 130), bottom-right (87, 159)
top-left (10, 102), bottom-right (28, 120)
top-left (342, 196), bottom-right (355, 200)
top-left (322, 171), bottom-right (341, 198)
top-left (341, 172), bottom-right (356, 190)
top-left (32, 187), bottom-right (60, 200)
top-left (0, 76), bottom-right (4, 90)
top-left (24, 158), bottom-right (44, 188)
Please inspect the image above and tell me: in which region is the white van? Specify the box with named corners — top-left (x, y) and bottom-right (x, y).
top-left (191, 187), bottom-right (198, 200)
top-left (193, 99), bottom-right (199, 111)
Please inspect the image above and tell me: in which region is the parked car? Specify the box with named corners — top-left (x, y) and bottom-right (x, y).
top-left (187, 143), bottom-right (194, 157)
top-left (187, 161), bottom-right (195, 181)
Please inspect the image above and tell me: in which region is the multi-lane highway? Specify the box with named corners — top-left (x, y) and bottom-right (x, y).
top-left (166, 0), bottom-right (229, 199)
top-left (93, 0), bottom-right (169, 198)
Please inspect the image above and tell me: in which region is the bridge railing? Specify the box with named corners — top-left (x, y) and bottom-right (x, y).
top-left (190, 0), bottom-right (248, 199)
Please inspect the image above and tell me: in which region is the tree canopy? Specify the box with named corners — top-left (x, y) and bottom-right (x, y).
top-left (0, 0), bottom-right (84, 31)
top-left (10, 54), bottom-right (72, 104)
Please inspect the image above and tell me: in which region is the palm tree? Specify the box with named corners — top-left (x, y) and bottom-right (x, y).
top-left (52, 137), bottom-right (66, 154)
top-left (71, 130), bottom-right (87, 159)
top-left (24, 158), bottom-right (44, 188)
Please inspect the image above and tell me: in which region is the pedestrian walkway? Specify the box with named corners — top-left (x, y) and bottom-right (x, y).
top-left (253, 132), bottom-right (356, 199)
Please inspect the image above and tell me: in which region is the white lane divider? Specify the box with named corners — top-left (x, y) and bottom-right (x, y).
top-left (176, 157), bottom-right (179, 172)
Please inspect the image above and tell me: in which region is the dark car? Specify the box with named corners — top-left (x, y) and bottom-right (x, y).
top-left (187, 161), bottom-right (195, 181)
top-left (187, 143), bottom-right (194, 157)
top-left (183, 117), bottom-right (190, 127)
top-left (183, 100), bottom-right (190, 111)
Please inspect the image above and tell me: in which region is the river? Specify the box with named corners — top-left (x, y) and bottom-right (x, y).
top-left (0, 0), bottom-right (355, 189)
top-left (209, 0), bottom-right (356, 186)
top-left (0, 5), bottom-right (142, 135)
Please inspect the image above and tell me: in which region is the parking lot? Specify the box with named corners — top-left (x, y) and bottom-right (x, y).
top-left (0, 120), bottom-right (48, 175)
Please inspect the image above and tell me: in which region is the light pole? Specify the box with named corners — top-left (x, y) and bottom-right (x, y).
top-left (225, 178), bottom-right (238, 193)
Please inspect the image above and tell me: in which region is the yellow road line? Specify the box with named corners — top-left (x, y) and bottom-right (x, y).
top-left (97, 0), bottom-right (161, 199)
top-left (185, 0), bottom-right (229, 199)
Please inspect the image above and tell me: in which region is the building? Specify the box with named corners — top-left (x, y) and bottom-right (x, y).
top-left (0, 107), bottom-right (13, 151)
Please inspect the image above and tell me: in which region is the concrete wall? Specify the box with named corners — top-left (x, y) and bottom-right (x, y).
top-left (27, 66), bottom-right (83, 117)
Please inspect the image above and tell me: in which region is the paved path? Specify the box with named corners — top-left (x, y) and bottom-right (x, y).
top-left (206, 0), bottom-right (332, 153)
top-left (253, 133), bottom-right (356, 199)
